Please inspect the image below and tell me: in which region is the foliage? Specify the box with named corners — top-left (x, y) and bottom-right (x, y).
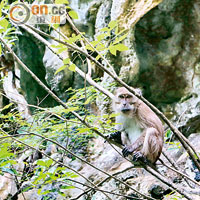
top-left (164, 192), bottom-right (184, 200)
top-left (0, 85), bottom-right (116, 198)
top-left (165, 130), bottom-right (181, 150)
top-left (52, 20), bottom-right (129, 74)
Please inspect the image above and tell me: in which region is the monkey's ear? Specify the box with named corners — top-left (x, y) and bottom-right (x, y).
top-left (135, 88), bottom-right (142, 96)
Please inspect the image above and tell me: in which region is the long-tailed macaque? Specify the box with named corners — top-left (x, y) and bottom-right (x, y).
top-left (110, 87), bottom-right (164, 164)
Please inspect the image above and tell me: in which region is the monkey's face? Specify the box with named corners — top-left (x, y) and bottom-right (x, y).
top-left (114, 87), bottom-right (138, 116)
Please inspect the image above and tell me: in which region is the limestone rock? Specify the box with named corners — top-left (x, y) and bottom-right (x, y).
top-left (0, 173), bottom-right (17, 199)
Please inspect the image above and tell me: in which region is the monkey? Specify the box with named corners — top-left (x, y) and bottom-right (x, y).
top-left (109, 87), bottom-right (164, 164)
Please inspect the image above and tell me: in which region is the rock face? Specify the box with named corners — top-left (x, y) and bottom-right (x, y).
top-left (43, 30), bottom-right (74, 100)
top-left (134, 0), bottom-right (200, 134)
top-left (0, 173), bottom-right (17, 199)
top-left (135, 0), bottom-right (200, 105)
top-left (16, 33), bottom-right (58, 111)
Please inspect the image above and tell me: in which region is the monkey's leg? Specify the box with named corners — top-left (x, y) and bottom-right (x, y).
top-left (122, 133), bottom-right (145, 158)
top-left (122, 128), bottom-right (162, 164)
top-left (141, 127), bottom-right (163, 164)
top-left (132, 151), bottom-right (148, 163)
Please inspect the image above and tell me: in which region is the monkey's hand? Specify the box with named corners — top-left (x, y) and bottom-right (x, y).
top-left (105, 131), bottom-right (122, 145)
top-left (132, 151), bottom-right (147, 164)
top-left (122, 146), bottom-right (134, 157)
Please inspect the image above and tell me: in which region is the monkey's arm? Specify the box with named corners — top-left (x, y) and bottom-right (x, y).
top-left (106, 131), bottom-right (123, 145)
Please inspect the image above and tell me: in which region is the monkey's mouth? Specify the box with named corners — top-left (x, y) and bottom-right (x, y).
top-left (121, 108), bottom-right (131, 113)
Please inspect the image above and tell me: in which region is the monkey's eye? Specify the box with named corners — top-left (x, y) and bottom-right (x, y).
top-left (130, 102), bottom-right (135, 105)
top-left (118, 95), bottom-right (124, 98)
top-left (126, 95), bottom-right (133, 99)
top-left (115, 101), bottom-right (120, 104)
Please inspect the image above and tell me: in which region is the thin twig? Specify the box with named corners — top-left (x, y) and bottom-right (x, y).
top-left (161, 151), bottom-right (195, 188)
top-left (66, 14), bottom-right (117, 77)
top-left (143, 166), bottom-right (195, 200)
top-left (64, 179), bottom-right (144, 200)
top-left (73, 166), bottom-right (135, 199)
top-left (159, 158), bottom-right (200, 187)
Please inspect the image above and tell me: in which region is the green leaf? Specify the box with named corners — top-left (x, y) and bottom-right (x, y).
top-left (53, 24), bottom-right (59, 29)
top-left (41, 190), bottom-right (51, 195)
top-left (102, 114), bottom-right (108, 118)
top-left (115, 43), bottom-right (129, 51)
top-left (63, 58), bottom-right (70, 64)
top-left (110, 113), bottom-right (119, 118)
top-left (37, 188), bottom-right (42, 195)
top-left (68, 10), bottom-right (78, 19)
top-left (5, 160), bottom-right (17, 165)
top-left (76, 127), bottom-right (90, 133)
top-left (45, 159), bottom-right (53, 168)
top-left (37, 160), bottom-right (46, 166)
top-left (55, 0), bottom-right (69, 4)
top-left (0, 18), bottom-right (9, 30)
top-left (84, 96), bottom-right (93, 105)
top-left (96, 54), bottom-right (101, 61)
top-left (65, 171), bottom-right (79, 178)
top-left (60, 185), bottom-right (75, 189)
top-left (51, 44), bottom-right (63, 49)
top-left (115, 25), bottom-right (118, 34)
top-left (68, 64), bottom-right (76, 72)
top-left (97, 33), bottom-right (107, 41)
top-left (55, 167), bottom-right (66, 172)
top-left (90, 41), bottom-right (99, 47)
top-left (108, 20), bottom-right (117, 29)
top-left (57, 47), bottom-right (67, 54)
top-left (21, 186), bottom-right (33, 193)
top-left (165, 129), bottom-right (172, 138)
top-left (64, 107), bottom-right (78, 113)
top-left (1, 103), bottom-right (13, 111)
top-left (55, 65), bottom-right (67, 75)
top-left (96, 43), bottom-right (106, 51)
top-left (109, 46), bottom-right (117, 56)
top-left (100, 27), bottom-right (109, 32)
top-left (113, 33), bottom-right (128, 44)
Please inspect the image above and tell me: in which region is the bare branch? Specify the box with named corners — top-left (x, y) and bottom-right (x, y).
top-left (159, 158), bottom-right (200, 187)
top-left (73, 166), bottom-right (135, 199)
